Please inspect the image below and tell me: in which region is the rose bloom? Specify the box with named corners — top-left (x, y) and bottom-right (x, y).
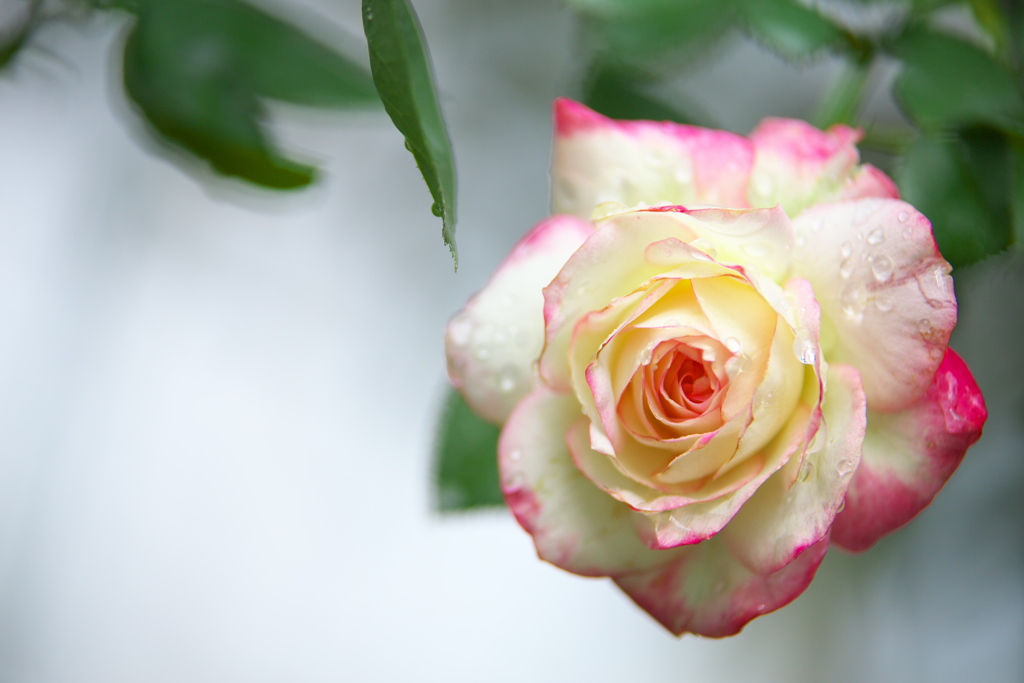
top-left (444, 100), bottom-right (987, 636)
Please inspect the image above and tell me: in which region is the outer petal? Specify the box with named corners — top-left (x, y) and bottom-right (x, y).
top-left (446, 214), bottom-right (592, 423)
top-left (500, 386), bottom-right (679, 576)
top-left (552, 99), bottom-right (754, 217)
top-left (838, 164), bottom-right (900, 201)
top-left (614, 534), bottom-right (830, 637)
top-left (831, 348), bottom-right (986, 551)
top-left (724, 364), bottom-right (866, 574)
top-left (792, 198), bottom-right (956, 412)
top-left (748, 117), bottom-right (861, 216)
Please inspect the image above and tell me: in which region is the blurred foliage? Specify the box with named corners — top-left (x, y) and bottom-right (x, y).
top-left (363, 0), bottom-right (458, 269)
top-left (121, 0), bottom-right (378, 189)
top-left (433, 388), bottom-right (504, 512)
top-left (571, 0), bottom-right (1024, 272)
top-left (1, 0), bottom-right (458, 255)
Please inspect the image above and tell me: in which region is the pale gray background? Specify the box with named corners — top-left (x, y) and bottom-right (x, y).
top-left (0, 1), bottom-right (1020, 681)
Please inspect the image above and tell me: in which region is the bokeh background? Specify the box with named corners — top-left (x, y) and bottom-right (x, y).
top-left (0, 1), bottom-right (1021, 681)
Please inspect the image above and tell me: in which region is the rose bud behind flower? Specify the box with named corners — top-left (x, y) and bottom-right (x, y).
top-left (444, 100), bottom-right (987, 637)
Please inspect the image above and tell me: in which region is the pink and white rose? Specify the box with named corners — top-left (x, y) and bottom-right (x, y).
top-left (444, 100), bottom-right (987, 636)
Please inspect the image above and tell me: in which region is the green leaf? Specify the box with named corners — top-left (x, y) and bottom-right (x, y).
top-left (578, 0), bottom-right (736, 62)
top-left (736, 0), bottom-right (851, 61)
top-left (363, 0), bottom-right (457, 268)
top-left (122, 0), bottom-right (377, 189)
top-left (433, 388), bottom-right (504, 512)
top-left (1008, 137), bottom-right (1024, 247)
top-left (891, 26), bottom-right (1024, 134)
top-left (582, 60), bottom-right (713, 125)
top-left (896, 132), bottom-right (1013, 267)
top-left (969, 0), bottom-right (1011, 57)
top-left (813, 57), bottom-right (870, 128)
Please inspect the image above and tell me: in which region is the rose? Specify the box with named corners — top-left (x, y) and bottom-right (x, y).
top-left (444, 100), bottom-right (987, 636)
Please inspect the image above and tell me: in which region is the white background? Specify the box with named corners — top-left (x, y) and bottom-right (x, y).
top-left (0, 1), bottom-right (1021, 681)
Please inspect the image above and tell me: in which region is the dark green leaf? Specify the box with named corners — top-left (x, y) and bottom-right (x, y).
top-left (892, 26), bottom-right (1024, 133)
top-left (122, 0), bottom-right (377, 189)
top-left (582, 60), bottom-right (712, 125)
top-left (896, 133), bottom-right (1013, 267)
top-left (363, 0), bottom-right (457, 268)
top-left (433, 388), bottom-right (504, 512)
top-left (737, 0), bottom-right (851, 61)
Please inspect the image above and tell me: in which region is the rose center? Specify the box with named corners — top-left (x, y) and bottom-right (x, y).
top-left (617, 337), bottom-right (731, 442)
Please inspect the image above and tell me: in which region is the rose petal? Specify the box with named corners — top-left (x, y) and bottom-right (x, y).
top-left (831, 348), bottom-right (986, 551)
top-left (724, 364), bottom-right (866, 574)
top-left (446, 214), bottom-right (592, 423)
top-left (748, 117), bottom-right (861, 216)
top-left (552, 99), bottom-right (754, 218)
top-left (792, 199), bottom-right (956, 412)
top-left (838, 164), bottom-right (900, 201)
top-left (544, 211), bottom-right (730, 392)
top-left (500, 386), bottom-right (678, 576)
top-left (614, 534), bottom-right (830, 637)
top-left (641, 205), bottom-right (795, 283)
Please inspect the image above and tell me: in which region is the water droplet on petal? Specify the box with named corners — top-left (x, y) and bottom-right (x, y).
top-left (812, 219), bottom-right (823, 232)
top-left (901, 228), bottom-right (912, 240)
top-left (867, 228), bottom-right (885, 245)
top-left (898, 211), bottom-right (909, 223)
top-left (799, 459), bottom-right (814, 482)
top-left (870, 254), bottom-right (894, 282)
top-left (795, 234), bottom-right (807, 248)
top-left (508, 449), bottom-right (523, 462)
top-left (725, 337), bottom-right (742, 354)
top-left (793, 337), bottom-right (817, 365)
top-left (874, 295), bottom-right (894, 312)
top-left (497, 365), bottom-right (519, 393)
top-left (639, 346), bottom-right (653, 364)
top-left (839, 256), bottom-right (855, 279)
top-left (475, 348), bottom-right (491, 361)
top-left (840, 241), bottom-right (853, 259)
top-left (840, 284), bottom-right (868, 321)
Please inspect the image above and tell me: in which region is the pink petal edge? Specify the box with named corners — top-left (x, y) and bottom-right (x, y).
top-left (615, 534), bottom-right (830, 637)
top-left (831, 348), bottom-right (987, 551)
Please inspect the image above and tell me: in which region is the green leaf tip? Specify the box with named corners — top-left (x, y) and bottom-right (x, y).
top-left (363, 0), bottom-right (458, 269)
top-left (433, 387), bottom-right (504, 513)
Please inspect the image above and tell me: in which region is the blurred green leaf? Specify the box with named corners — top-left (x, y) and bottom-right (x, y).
top-left (970, 0), bottom-right (1011, 57)
top-left (1008, 137), bottom-right (1024, 246)
top-left (582, 60), bottom-right (712, 125)
top-left (814, 58), bottom-right (870, 127)
top-left (363, 0), bottom-right (458, 268)
top-left (892, 26), bottom-right (1024, 133)
top-left (576, 0), bottom-right (736, 62)
top-left (434, 388), bottom-right (504, 513)
top-left (736, 0), bottom-right (851, 61)
top-left (0, 0), bottom-right (41, 69)
top-left (122, 0), bottom-right (377, 189)
top-left (897, 133), bottom-right (1013, 267)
